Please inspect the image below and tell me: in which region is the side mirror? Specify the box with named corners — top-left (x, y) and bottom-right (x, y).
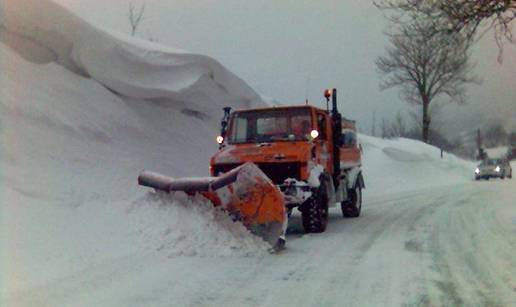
top-left (219, 107), bottom-right (232, 149)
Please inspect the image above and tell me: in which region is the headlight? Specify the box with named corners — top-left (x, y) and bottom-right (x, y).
top-left (475, 168), bottom-right (480, 174)
top-left (495, 166), bottom-right (500, 172)
top-left (310, 129), bottom-right (319, 139)
top-left (216, 135), bottom-right (224, 144)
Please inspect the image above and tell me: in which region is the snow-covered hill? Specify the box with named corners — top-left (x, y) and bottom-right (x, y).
top-left (1, 0), bottom-right (267, 296)
top-left (4, 1), bottom-right (513, 306)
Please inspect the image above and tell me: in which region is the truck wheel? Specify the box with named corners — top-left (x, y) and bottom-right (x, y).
top-left (301, 179), bottom-right (329, 233)
top-left (342, 185), bottom-right (362, 218)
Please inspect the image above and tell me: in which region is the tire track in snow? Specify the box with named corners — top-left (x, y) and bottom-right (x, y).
top-left (411, 184), bottom-right (516, 306)
top-left (210, 183), bottom-right (516, 307)
top-left (319, 189), bottom-right (453, 306)
top-left (209, 188), bottom-right (455, 307)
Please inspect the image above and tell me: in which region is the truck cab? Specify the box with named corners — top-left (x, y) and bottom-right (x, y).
top-left (210, 89), bottom-right (364, 233)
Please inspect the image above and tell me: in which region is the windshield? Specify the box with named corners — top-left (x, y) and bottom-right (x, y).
top-left (480, 159), bottom-right (499, 166)
top-left (228, 108), bottom-right (312, 144)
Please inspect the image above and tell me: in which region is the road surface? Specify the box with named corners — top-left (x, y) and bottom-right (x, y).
top-left (5, 180), bottom-right (516, 307)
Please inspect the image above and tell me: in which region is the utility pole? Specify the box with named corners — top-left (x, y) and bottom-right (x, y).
top-left (476, 129), bottom-right (485, 160)
top-left (371, 110), bottom-right (376, 137)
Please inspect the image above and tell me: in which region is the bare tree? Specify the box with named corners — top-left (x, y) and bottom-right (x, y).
top-left (376, 17), bottom-right (478, 143)
top-left (375, 1), bottom-right (515, 49)
top-left (371, 110), bottom-right (377, 137)
top-left (483, 123), bottom-right (509, 147)
top-left (510, 131), bottom-right (516, 145)
top-left (129, 2), bottom-right (146, 36)
top-left (381, 118), bottom-right (389, 139)
top-left (390, 111), bottom-right (407, 137)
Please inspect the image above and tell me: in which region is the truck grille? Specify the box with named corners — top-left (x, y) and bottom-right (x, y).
top-left (214, 163), bottom-right (301, 184)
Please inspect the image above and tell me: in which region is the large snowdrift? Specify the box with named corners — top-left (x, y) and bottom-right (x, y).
top-left (1, 0), bottom-right (267, 297)
top-left (1, 0), bottom-right (262, 113)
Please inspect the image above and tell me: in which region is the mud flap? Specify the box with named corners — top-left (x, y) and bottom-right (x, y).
top-left (138, 163), bottom-right (286, 247)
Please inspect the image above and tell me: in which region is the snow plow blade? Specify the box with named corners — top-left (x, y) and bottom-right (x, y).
top-left (138, 162), bottom-right (286, 247)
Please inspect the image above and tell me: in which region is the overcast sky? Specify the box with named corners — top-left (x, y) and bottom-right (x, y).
top-left (55, 0), bottom-right (515, 137)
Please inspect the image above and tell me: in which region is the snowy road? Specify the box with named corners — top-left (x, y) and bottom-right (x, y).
top-left (4, 115), bottom-right (511, 306)
top-left (6, 179), bottom-right (515, 307)
top-left (1, 3), bottom-right (515, 305)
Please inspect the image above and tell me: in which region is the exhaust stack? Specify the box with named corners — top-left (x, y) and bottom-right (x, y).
top-left (324, 88), bottom-right (343, 187)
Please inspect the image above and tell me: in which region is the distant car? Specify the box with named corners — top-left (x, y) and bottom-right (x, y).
top-left (475, 158), bottom-right (512, 180)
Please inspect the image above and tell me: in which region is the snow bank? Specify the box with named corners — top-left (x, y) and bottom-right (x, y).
top-left (0, 0), bottom-right (268, 298)
top-left (359, 134), bottom-right (475, 197)
top-left (0, 40), bottom-right (267, 297)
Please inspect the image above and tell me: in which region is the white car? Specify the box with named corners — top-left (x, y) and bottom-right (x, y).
top-left (475, 158), bottom-right (513, 180)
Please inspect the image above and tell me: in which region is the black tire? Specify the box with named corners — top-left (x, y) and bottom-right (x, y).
top-left (475, 176), bottom-right (480, 181)
top-left (301, 178), bottom-right (329, 233)
top-left (342, 185), bottom-right (362, 218)
top-left (509, 171), bottom-right (512, 179)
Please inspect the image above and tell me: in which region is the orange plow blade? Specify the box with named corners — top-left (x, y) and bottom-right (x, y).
top-left (138, 163), bottom-right (286, 247)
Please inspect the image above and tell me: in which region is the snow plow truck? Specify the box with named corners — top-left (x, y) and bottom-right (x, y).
top-left (138, 89), bottom-right (364, 249)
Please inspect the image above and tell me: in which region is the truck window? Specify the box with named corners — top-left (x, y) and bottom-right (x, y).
top-left (257, 117), bottom-right (288, 135)
top-left (228, 108), bottom-right (312, 143)
top-left (291, 115), bottom-right (312, 138)
top-left (341, 129), bottom-right (356, 147)
top-left (231, 117), bottom-right (248, 142)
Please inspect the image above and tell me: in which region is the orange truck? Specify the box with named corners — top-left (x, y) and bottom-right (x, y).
top-left (138, 89), bottom-right (364, 248)
top-left (211, 88), bottom-right (364, 233)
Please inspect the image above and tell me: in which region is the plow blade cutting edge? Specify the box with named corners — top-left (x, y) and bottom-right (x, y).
top-left (138, 162), bottom-right (286, 247)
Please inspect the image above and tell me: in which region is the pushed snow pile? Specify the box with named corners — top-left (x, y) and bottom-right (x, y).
top-left (129, 192), bottom-right (271, 257)
top-left (360, 134), bottom-right (475, 196)
top-left (1, 0), bottom-right (262, 115)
